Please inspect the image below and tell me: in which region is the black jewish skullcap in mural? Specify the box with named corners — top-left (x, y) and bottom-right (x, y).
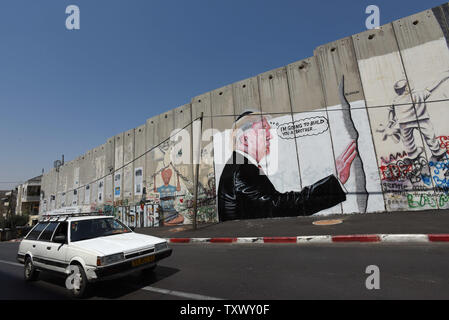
top-left (235, 110), bottom-right (255, 122)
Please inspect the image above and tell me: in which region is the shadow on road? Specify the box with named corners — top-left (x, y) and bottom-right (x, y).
top-left (89, 265), bottom-right (180, 299)
top-left (28, 265), bottom-right (181, 300)
top-left (0, 269), bottom-right (69, 300)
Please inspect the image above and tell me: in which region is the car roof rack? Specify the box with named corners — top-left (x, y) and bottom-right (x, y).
top-left (39, 207), bottom-right (113, 221)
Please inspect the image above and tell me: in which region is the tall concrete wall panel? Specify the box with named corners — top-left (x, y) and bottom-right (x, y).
top-left (353, 24), bottom-right (409, 107)
top-left (257, 67), bottom-right (302, 193)
top-left (315, 37), bottom-right (384, 214)
top-left (78, 151), bottom-right (92, 209)
top-left (94, 144), bottom-right (106, 207)
top-left (191, 93), bottom-right (216, 223)
top-left (145, 116), bottom-right (157, 203)
top-left (134, 124), bottom-right (146, 200)
top-left (172, 104), bottom-right (197, 223)
top-left (287, 57), bottom-right (325, 113)
top-left (233, 76), bottom-right (261, 115)
top-left (40, 169), bottom-right (54, 213)
top-left (56, 164), bottom-right (66, 208)
top-left (104, 137), bottom-right (115, 206)
top-left (210, 85), bottom-right (234, 185)
top-left (72, 157), bottom-right (81, 206)
top-left (148, 108), bottom-right (196, 225)
top-left (352, 24), bottom-right (420, 212)
top-left (87, 149), bottom-right (96, 208)
top-left (65, 161), bottom-right (74, 207)
top-left (432, 3), bottom-right (449, 42)
top-left (123, 129), bottom-right (135, 204)
top-left (393, 10), bottom-right (449, 209)
top-left (113, 133), bottom-right (124, 204)
top-left (77, 154), bottom-right (85, 209)
top-left (315, 38), bottom-right (365, 105)
top-left (64, 161), bottom-right (73, 206)
top-left (155, 110), bottom-right (175, 146)
top-left (211, 85), bottom-right (234, 117)
top-left (89, 147), bottom-right (99, 208)
top-left (210, 85), bottom-right (235, 169)
top-left (259, 67), bottom-right (292, 114)
top-left (393, 9), bottom-right (449, 103)
top-left (287, 56), bottom-right (335, 210)
top-left (173, 104), bottom-right (193, 177)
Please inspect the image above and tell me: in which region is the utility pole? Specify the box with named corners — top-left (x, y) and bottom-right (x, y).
top-left (192, 112), bottom-right (203, 230)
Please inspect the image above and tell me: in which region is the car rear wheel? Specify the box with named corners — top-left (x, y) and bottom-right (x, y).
top-left (24, 257), bottom-right (39, 281)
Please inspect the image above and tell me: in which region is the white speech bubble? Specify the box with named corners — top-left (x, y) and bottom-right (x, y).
top-left (276, 116), bottom-right (329, 139)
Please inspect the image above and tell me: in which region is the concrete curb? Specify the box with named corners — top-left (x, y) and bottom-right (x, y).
top-left (165, 234), bottom-right (449, 244)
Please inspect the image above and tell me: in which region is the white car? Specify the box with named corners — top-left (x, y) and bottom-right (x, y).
top-left (16, 214), bottom-right (172, 298)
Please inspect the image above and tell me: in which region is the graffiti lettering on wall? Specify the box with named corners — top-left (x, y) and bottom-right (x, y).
top-left (379, 156), bottom-right (431, 186)
top-left (407, 193), bottom-right (449, 209)
top-left (438, 136), bottom-right (449, 154)
top-left (429, 155), bottom-right (449, 192)
top-left (380, 151), bottom-right (408, 165)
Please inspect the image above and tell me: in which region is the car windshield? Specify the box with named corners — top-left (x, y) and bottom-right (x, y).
top-left (70, 218), bottom-right (131, 242)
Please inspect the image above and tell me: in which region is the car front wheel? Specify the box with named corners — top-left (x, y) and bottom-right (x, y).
top-left (67, 264), bottom-right (89, 299)
top-left (24, 257), bottom-right (39, 281)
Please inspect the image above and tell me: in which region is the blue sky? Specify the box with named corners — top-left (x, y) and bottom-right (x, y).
top-left (0, 0), bottom-right (446, 189)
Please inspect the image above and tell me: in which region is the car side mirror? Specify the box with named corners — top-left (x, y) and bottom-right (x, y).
top-left (130, 227), bottom-right (135, 232)
top-left (54, 235), bottom-right (66, 243)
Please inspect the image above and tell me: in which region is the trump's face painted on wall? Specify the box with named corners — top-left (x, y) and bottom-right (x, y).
top-left (238, 117), bottom-right (272, 163)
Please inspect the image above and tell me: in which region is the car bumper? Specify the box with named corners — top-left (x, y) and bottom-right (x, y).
top-left (92, 248), bottom-right (172, 281)
top-left (17, 253), bottom-right (25, 264)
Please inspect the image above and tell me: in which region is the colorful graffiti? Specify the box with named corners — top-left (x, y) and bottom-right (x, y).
top-left (407, 193), bottom-right (449, 209)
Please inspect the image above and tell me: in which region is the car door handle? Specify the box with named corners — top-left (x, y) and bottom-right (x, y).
top-left (46, 247), bottom-right (51, 250)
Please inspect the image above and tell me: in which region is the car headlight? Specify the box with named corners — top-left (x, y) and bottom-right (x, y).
top-left (155, 242), bottom-right (168, 252)
top-left (97, 253), bottom-right (125, 266)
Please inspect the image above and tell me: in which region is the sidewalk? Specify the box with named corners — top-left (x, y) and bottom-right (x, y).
top-left (135, 209), bottom-right (449, 243)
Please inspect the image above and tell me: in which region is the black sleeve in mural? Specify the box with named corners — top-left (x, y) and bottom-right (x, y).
top-left (338, 76), bottom-right (368, 213)
top-left (217, 151), bottom-right (346, 221)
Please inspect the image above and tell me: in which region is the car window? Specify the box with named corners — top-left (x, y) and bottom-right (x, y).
top-left (71, 218), bottom-right (131, 242)
top-left (52, 222), bottom-right (68, 243)
top-left (38, 222), bottom-right (59, 242)
top-left (26, 222), bottom-right (49, 240)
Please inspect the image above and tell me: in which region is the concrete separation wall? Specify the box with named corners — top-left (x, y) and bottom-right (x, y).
top-left (39, 3), bottom-right (449, 227)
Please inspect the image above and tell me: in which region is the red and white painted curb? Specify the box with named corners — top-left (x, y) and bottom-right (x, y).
top-left (165, 234), bottom-right (449, 244)
top-left (6, 234), bottom-right (449, 244)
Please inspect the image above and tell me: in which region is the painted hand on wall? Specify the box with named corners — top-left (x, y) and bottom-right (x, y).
top-left (336, 140), bottom-right (358, 185)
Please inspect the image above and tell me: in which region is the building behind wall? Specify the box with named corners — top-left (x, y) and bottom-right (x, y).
top-left (0, 190), bottom-right (14, 218)
top-left (16, 175), bottom-right (41, 217)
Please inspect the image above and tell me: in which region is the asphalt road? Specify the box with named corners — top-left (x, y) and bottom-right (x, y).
top-left (1, 241), bottom-right (449, 300)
